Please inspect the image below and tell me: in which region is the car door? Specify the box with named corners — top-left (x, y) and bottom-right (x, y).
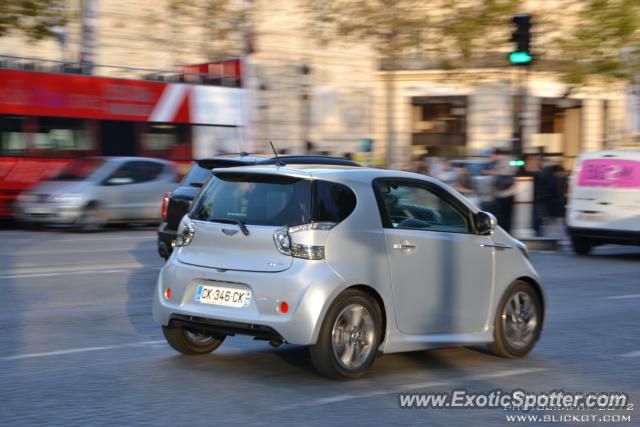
top-left (98, 161), bottom-right (139, 220)
top-left (132, 160), bottom-right (170, 220)
top-left (373, 178), bottom-right (495, 335)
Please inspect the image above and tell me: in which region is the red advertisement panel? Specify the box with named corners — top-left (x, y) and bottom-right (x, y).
top-left (0, 69), bottom-right (190, 123)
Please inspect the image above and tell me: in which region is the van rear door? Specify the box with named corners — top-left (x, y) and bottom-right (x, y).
top-left (569, 152), bottom-right (640, 231)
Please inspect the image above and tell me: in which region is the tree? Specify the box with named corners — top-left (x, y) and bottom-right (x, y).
top-left (0, 0), bottom-right (66, 41)
top-left (548, 0), bottom-right (640, 85)
top-left (307, 0), bottom-right (518, 165)
top-left (167, 0), bottom-right (250, 60)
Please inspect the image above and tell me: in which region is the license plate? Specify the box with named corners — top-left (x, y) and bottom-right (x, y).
top-left (577, 213), bottom-right (602, 222)
top-left (195, 284), bottom-right (251, 308)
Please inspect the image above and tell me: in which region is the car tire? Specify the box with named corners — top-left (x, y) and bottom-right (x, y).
top-left (571, 236), bottom-right (593, 255)
top-left (310, 289), bottom-right (382, 380)
top-left (488, 281), bottom-right (542, 358)
top-left (162, 326), bottom-right (225, 355)
top-left (76, 204), bottom-right (107, 231)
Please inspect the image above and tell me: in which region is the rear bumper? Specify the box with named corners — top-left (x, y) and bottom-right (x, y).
top-left (169, 314), bottom-right (282, 341)
top-left (157, 222), bottom-right (177, 258)
top-left (567, 226), bottom-right (640, 245)
top-left (152, 256), bottom-right (345, 345)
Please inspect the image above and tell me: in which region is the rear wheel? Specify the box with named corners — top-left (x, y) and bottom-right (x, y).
top-left (571, 236), bottom-right (593, 255)
top-left (162, 326), bottom-right (225, 355)
top-left (488, 281), bottom-right (542, 358)
top-left (310, 289), bottom-right (382, 380)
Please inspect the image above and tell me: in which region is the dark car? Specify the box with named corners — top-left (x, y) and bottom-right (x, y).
top-left (157, 154), bottom-right (360, 259)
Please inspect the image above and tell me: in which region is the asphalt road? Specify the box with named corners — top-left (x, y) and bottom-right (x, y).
top-left (1, 227), bottom-right (639, 426)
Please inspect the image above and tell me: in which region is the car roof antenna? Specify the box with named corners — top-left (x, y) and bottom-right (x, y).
top-left (269, 141), bottom-right (286, 167)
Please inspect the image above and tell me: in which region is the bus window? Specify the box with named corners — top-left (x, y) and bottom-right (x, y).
top-left (35, 118), bottom-right (93, 152)
top-left (0, 116), bottom-right (27, 154)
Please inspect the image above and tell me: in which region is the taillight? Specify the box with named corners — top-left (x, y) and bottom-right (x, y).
top-left (273, 222), bottom-right (335, 260)
top-left (161, 192), bottom-right (170, 219)
top-left (174, 220), bottom-right (195, 247)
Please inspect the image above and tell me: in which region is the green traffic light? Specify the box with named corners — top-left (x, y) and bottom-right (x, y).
top-left (509, 51), bottom-right (532, 64)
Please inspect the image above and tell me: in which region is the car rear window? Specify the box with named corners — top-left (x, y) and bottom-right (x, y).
top-left (190, 173), bottom-right (311, 226)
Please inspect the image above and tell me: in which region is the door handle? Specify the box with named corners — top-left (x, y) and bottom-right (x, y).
top-left (393, 243), bottom-right (416, 250)
top-left (481, 243), bottom-right (513, 250)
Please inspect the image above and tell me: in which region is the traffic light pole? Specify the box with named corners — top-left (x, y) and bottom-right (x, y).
top-left (512, 66), bottom-right (527, 158)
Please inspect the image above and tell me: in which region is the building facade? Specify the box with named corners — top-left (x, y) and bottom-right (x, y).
top-left (373, 69), bottom-right (630, 168)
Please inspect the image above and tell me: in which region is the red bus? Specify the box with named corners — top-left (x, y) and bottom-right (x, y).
top-left (0, 58), bottom-right (247, 217)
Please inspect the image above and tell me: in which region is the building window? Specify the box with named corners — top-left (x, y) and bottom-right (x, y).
top-left (411, 96), bottom-right (467, 157)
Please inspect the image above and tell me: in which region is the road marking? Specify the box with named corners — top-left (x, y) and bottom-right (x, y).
top-left (0, 340), bottom-right (165, 361)
top-left (2, 261), bottom-right (148, 275)
top-left (621, 350), bottom-right (640, 358)
top-left (606, 294), bottom-right (640, 300)
top-left (0, 265), bottom-right (161, 279)
top-left (268, 367), bottom-right (549, 411)
top-left (0, 246), bottom-right (154, 257)
top-left (1, 269), bottom-right (130, 279)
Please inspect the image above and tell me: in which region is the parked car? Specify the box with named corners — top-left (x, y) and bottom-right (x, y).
top-left (15, 157), bottom-right (178, 229)
top-left (567, 150), bottom-right (640, 254)
top-left (157, 154), bottom-right (361, 259)
top-left (153, 163), bottom-right (544, 379)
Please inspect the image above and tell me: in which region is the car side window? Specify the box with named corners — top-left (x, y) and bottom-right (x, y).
top-left (375, 180), bottom-right (470, 233)
top-left (104, 162), bottom-right (137, 186)
top-left (312, 180), bottom-right (357, 223)
top-left (134, 161), bottom-right (164, 183)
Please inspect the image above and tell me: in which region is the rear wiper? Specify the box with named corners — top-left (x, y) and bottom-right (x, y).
top-left (210, 217), bottom-right (250, 236)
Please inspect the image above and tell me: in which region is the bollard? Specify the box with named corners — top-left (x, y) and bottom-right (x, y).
top-left (512, 176), bottom-right (535, 239)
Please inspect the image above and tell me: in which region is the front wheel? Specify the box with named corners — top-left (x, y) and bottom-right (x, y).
top-left (488, 281), bottom-right (542, 358)
top-left (310, 289), bottom-right (382, 380)
top-left (162, 326), bottom-right (225, 355)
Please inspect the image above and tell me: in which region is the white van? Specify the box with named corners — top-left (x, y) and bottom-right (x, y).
top-left (567, 150), bottom-right (640, 254)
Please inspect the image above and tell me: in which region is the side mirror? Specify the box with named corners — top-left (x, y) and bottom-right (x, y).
top-left (475, 211), bottom-right (497, 235)
top-left (106, 177), bottom-right (134, 185)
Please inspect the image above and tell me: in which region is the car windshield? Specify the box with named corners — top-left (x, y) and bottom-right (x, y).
top-left (190, 173), bottom-right (311, 227)
top-left (53, 159), bottom-right (105, 181)
top-left (181, 164), bottom-right (213, 187)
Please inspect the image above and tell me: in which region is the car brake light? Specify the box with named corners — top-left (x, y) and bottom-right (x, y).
top-left (174, 220), bottom-right (195, 247)
top-left (161, 192), bottom-right (170, 219)
top-left (273, 222), bottom-right (335, 260)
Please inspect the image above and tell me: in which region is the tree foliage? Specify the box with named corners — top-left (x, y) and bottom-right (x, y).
top-left (0, 0), bottom-right (66, 41)
top-left (167, 0), bottom-right (250, 58)
top-left (307, 0), bottom-right (640, 83)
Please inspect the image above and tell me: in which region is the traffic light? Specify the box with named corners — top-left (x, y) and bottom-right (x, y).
top-left (510, 14), bottom-right (532, 65)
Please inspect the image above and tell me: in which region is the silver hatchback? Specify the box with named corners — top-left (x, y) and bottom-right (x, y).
top-left (153, 165), bottom-right (544, 379)
top-left (16, 157), bottom-right (177, 229)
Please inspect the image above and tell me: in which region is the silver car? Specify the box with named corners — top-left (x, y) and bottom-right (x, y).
top-left (153, 164), bottom-right (544, 379)
top-left (16, 157), bottom-right (177, 229)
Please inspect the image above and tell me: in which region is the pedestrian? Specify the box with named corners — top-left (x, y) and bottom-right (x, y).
top-left (491, 149), bottom-right (516, 233)
top-left (453, 165), bottom-right (479, 206)
top-left (475, 164), bottom-right (497, 212)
